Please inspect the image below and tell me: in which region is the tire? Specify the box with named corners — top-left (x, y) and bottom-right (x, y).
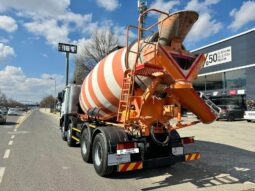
top-left (61, 123), bottom-right (67, 141)
top-left (247, 120), bottom-right (252, 122)
top-left (227, 114), bottom-right (235, 121)
top-left (92, 133), bottom-right (114, 177)
top-left (81, 128), bottom-right (92, 163)
top-left (67, 123), bottom-right (76, 147)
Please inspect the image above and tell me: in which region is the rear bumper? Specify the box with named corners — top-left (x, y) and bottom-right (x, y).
top-left (143, 155), bottom-right (184, 168)
top-left (117, 153), bottom-right (201, 172)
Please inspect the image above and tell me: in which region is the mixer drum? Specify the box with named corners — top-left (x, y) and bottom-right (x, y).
top-left (79, 48), bottom-right (127, 118)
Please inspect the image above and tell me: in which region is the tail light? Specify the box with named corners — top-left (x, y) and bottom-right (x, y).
top-left (117, 142), bottom-right (137, 150)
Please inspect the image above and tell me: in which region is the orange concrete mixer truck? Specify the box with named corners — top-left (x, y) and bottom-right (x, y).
top-left (58, 9), bottom-right (221, 176)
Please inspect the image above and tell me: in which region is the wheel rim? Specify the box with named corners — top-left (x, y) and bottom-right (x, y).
top-left (82, 139), bottom-right (87, 155)
top-left (94, 144), bottom-right (102, 166)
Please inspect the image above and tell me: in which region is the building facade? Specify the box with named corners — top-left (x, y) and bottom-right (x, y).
top-left (192, 28), bottom-right (255, 109)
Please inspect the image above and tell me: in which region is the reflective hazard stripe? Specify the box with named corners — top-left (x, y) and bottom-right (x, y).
top-left (72, 128), bottom-right (81, 133)
top-left (118, 161), bottom-right (143, 172)
top-left (185, 153), bottom-right (201, 161)
top-left (71, 136), bottom-right (80, 142)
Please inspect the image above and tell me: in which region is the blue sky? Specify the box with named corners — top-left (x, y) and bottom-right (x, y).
top-left (0, 0), bottom-right (254, 103)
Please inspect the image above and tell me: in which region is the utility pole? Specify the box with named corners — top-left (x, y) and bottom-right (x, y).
top-left (138, 0), bottom-right (148, 39)
top-left (58, 43), bottom-right (77, 86)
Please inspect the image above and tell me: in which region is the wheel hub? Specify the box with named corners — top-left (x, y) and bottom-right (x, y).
top-left (94, 144), bottom-right (102, 166)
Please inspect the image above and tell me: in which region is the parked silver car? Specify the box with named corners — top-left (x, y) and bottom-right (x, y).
top-left (7, 108), bottom-right (19, 115)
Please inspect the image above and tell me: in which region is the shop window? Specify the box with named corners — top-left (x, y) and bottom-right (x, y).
top-left (205, 73), bottom-right (224, 90)
top-left (225, 69), bottom-right (246, 89)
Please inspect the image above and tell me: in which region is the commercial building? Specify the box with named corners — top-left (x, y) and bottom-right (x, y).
top-left (192, 28), bottom-right (255, 109)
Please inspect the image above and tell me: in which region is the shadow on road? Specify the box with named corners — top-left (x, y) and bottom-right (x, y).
top-left (4, 121), bottom-right (18, 126)
top-left (110, 141), bottom-right (255, 190)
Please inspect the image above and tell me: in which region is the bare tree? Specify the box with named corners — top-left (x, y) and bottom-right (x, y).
top-left (40, 95), bottom-right (57, 108)
top-left (0, 89), bottom-right (7, 106)
top-left (73, 30), bottom-right (119, 84)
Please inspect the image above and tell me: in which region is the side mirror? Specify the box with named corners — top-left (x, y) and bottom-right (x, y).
top-left (58, 91), bottom-right (64, 102)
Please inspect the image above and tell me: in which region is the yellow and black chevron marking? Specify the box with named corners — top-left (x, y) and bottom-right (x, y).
top-left (118, 162), bottom-right (143, 172)
top-left (71, 136), bottom-right (80, 142)
top-left (72, 127), bottom-right (81, 133)
top-left (185, 153), bottom-right (201, 161)
top-left (89, 124), bottom-right (96, 128)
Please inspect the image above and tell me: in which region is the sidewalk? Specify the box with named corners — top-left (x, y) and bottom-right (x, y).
top-left (39, 108), bottom-right (60, 120)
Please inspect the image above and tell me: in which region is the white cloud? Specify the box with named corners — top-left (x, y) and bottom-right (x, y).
top-left (0, 0), bottom-right (129, 50)
top-left (229, 1), bottom-right (255, 30)
top-left (0, 0), bottom-right (70, 18)
top-left (0, 0), bottom-right (93, 47)
top-left (0, 43), bottom-right (15, 62)
top-left (184, 0), bottom-right (222, 43)
top-left (150, 0), bottom-right (180, 14)
top-left (96, 0), bottom-right (120, 11)
top-left (0, 66), bottom-right (64, 102)
top-left (0, 15), bottom-right (18, 32)
top-left (24, 19), bottom-right (70, 47)
top-left (185, 0), bottom-right (220, 12)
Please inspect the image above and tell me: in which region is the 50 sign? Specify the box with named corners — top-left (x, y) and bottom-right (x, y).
top-left (204, 46), bottom-right (232, 68)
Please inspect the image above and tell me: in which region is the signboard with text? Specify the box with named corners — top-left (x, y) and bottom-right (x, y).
top-left (204, 46), bottom-right (232, 68)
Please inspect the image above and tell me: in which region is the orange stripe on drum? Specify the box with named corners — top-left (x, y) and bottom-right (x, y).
top-left (97, 56), bottom-right (119, 108)
top-left (87, 67), bottom-right (115, 115)
top-left (112, 48), bottom-right (125, 88)
top-left (91, 63), bottom-right (117, 113)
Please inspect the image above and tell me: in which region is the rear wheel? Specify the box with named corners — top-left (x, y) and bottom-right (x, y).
top-left (67, 123), bottom-right (76, 147)
top-left (92, 133), bottom-right (114, 177)
top-left (81, 128), bottom-right (92, 163)
top-left (247, 120), bottom-right (252, 122)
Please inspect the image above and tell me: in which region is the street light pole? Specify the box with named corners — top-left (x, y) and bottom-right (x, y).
top-left (58, 43), bottom-right (77, 87)
top-left (65, 52), bottom-right (69, 86)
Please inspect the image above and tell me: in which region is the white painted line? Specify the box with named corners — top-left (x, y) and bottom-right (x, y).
top-left (11, 135), bottom-right (15, 139)
top-left (217, 177), bottom-right (231, 183)
top-left (210, 179), bottom-right (222, 185)
top-left (0, 167), bottom-right (5, 183)
top-left (13, 129), bottom-right (17, 132)
top-left (8, 140), bottom-right (13, 146)
top-left (3, 149), bottom-right (10, 159)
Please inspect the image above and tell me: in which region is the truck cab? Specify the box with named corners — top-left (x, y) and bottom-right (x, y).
top-left (58, 83), bottom-right (81, 141)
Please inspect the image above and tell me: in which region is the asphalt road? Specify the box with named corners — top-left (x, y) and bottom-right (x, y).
top-left (0, 110), bottom-right (254, 191)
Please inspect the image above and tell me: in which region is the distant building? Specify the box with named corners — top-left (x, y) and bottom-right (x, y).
top-left (192, 28), bottom-right (255, 108)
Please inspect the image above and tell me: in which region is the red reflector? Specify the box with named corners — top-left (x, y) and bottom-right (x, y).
top-left (182, 137), bottom-right (195, 144)
top-left (117, 142), bottom-right (137, 150)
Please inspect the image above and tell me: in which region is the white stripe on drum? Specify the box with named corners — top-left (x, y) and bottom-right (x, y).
top-left (79, 95), bottom-right (87, 111)
top-left (80, 90), bottom-right (88, 111)
top-left (121, 48), bottom-right (126, 72)
top-left (104, 51), bottom-right (122, 99)
top-left (92, 62), bottom-right (118, 113)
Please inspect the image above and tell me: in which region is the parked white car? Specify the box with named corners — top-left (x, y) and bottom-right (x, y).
top-left (7, 108), bottom-right (19, 116)
top-left (244, 108), bottom-right (255, 122)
